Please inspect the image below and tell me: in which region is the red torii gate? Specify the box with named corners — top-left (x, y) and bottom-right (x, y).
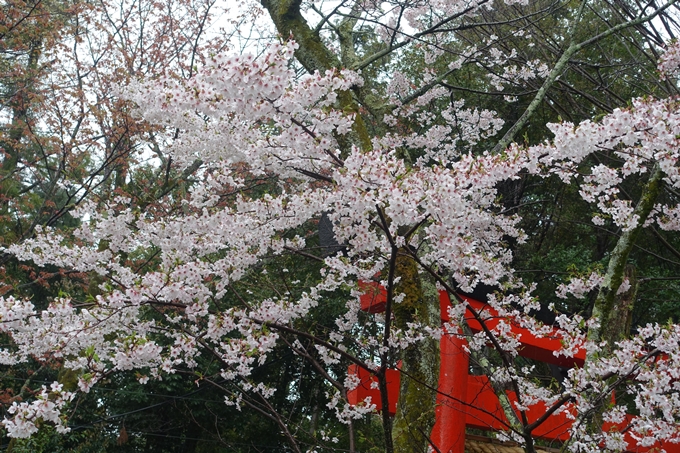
top-left (348, 282), bottom-right (680, 453)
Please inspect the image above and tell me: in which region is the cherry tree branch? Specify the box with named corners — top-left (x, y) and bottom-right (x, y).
top-left (492, 0), bottom-right (678, 154)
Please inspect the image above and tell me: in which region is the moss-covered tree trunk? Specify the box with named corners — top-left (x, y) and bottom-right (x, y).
top-left (588, 164), bottom-right (664, 351)
top-left (582, 164), bottom-right (663, 436)
top-left (391, 250), bottom-right (440, 453)
top-left (260, 0), bottom-right (372, 155)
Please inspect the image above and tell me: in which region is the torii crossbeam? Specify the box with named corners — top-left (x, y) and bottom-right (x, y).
top-left (348, 283), bottom-right (680, 453)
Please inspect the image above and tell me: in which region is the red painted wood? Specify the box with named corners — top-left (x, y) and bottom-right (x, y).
top-left (440, 291), bottom-right (586, 368)
top-left (346, 365), bottom-right (400, 416)
top-left (431, 333), bottom-right (469, 453)
top-left (602, 415), bottom-right (680, 453)
top-left (359, 282), bottom-right (586, 367)
top-left (463, 374), bottom-right (571, 441)
top-left (358, 280), bottom-right (387, 313)
top-left (348, 369), bottom-right (680, 452)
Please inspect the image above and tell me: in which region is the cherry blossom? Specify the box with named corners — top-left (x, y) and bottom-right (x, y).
top-left (2, 22), bottom-right (680, 452)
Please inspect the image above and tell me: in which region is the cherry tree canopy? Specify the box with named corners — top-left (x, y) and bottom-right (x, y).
top-left (2, 0), bottom-right (680, 452)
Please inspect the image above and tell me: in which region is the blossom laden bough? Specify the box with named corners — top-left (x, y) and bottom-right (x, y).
top-left (3, 0), bottom-right (680, 450)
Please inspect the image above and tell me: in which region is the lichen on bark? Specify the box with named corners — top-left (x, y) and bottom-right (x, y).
top-left (391, 249), bottom-right (440, 453)
top-left (588, 164), bottom-right (663, 351)
top-left (582, 164), bottom-right (663, 440)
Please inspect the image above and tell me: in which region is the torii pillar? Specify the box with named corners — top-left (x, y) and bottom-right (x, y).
top-left (432, 290), bottom-right (470, 453)
top-left (431, 329), bottom-right (469, 453)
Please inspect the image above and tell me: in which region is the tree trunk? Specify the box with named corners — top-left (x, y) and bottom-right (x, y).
top-left (583, 164), bottom-right (662, 435)
top-left (392, 250), bottom-right (440, 453)
top-left (588, 164), bottom-right (663, 351)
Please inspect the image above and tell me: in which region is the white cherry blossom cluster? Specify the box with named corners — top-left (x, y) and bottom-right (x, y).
top-left (2, 382), bottom-right (74, 438)
top-left (526, 97), bottom-right (680, 230)
top-left (554, 323), bottom-right (680, 451)
top-left (659, 40), bottom-right (680, 79)
top-left (123, 40), bottom-right (358, 178)
top-left (382, 92), bottom-right (504, 164)
top-left (487, 59), bottom-right (549, 91)
top-left (556, 271), bottom-right (604, 299)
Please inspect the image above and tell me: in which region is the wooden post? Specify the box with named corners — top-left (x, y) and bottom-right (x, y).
top-left (432, 332), bottom-right (469, 453)
top-left (432, 290), bottom-right (470, 453)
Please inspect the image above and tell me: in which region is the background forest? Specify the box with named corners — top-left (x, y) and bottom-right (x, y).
top-left (1, 0), bottom-right (680, 452)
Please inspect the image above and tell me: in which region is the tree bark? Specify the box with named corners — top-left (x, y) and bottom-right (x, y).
top-left (583, 164), bottom-right (663, 439)
top-left (261, 3), bottom-right (439, 451)
top-left (391, 250), bottom-right (440, 453)
top-left (588, 164), bottom-right (663, 351)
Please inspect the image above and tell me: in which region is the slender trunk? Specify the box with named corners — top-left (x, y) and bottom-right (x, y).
top-left (391, 250), bottom-right (440, 453)
top-left (588, 164), bottom-right (663, 351)
top-left (582, 164), bottom-right (663, 437)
